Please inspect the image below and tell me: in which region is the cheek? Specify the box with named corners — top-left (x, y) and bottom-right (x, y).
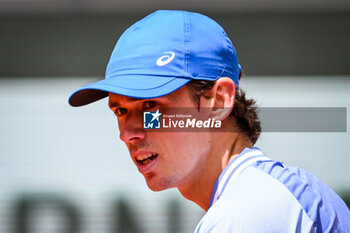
top-left (161, 133), bottom-right (211, 163)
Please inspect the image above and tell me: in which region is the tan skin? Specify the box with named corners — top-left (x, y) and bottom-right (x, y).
top-left (108, 77), bottom-right (252, 210)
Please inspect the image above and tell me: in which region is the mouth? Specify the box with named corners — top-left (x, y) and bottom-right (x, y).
top-left (135, 153), bottom-right (158, 165)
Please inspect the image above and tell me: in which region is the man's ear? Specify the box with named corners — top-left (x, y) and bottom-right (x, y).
top-left (210, 77), bottom-right (235, 120)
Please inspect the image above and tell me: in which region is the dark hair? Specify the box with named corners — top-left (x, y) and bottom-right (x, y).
top-left (187, 80), bottom-right (261, 145)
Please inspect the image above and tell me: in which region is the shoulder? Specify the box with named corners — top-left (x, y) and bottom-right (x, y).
top-left (195, 165), bottom-right (314, 233)
top-left (196, 161), bottom-right (350, 233)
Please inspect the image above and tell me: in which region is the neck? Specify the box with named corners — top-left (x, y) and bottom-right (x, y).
top-left (177, 132), bottom-right (252, 211)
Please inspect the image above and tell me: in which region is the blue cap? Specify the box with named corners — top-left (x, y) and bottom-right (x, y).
top-left (69, 10), bottom-right (241, 106)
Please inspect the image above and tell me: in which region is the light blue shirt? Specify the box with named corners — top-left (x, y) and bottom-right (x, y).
top-left (195, 147), bottom-right (350, 233)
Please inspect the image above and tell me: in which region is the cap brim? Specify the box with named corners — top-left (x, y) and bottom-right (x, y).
top-left (68, 75), bottom-right (191, 107)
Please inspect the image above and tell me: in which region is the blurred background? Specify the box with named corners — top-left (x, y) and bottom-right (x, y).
top-left (0, 0), bottom-right (350, 232)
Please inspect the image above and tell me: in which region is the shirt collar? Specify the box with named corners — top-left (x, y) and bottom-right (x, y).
top-left (209, 147), bottom-right (268, 208)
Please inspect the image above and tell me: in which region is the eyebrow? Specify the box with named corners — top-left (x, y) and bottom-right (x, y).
top-left (108, 95), bottom-right (172, 109)
top-left (108, 97), bottom-right (143, 108)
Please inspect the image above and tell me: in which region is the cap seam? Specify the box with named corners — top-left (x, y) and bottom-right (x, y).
top-left (183, 11), bottom-right (190, 75)
top-left (214, 22), bottom-right (238, 84)
top-left (214, 22), bottom-right (233, 81)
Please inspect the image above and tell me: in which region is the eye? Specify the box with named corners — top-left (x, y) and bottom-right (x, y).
top-left (114, 108), bottom-right (127, 116)
top-left (143, 101), bottom-right (158, 110)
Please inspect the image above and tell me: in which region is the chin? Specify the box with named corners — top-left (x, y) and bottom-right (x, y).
top-left (148, 185), bottom-right (167, 192)
top-left (145, 176), bottom-right (176, 191)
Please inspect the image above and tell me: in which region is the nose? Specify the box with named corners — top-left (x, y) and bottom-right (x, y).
top-left (119, 111), bottom-right (146, 143)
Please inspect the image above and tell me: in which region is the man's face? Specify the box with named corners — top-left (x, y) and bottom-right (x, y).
top-left (108, 86), bottom-right (212, 191)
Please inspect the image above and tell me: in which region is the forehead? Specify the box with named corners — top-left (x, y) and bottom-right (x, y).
top-left (108, 85), bottom-right (192, 107)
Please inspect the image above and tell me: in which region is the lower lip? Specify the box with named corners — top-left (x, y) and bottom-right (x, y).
top-left (136, 156), bottom-right (158, 174)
